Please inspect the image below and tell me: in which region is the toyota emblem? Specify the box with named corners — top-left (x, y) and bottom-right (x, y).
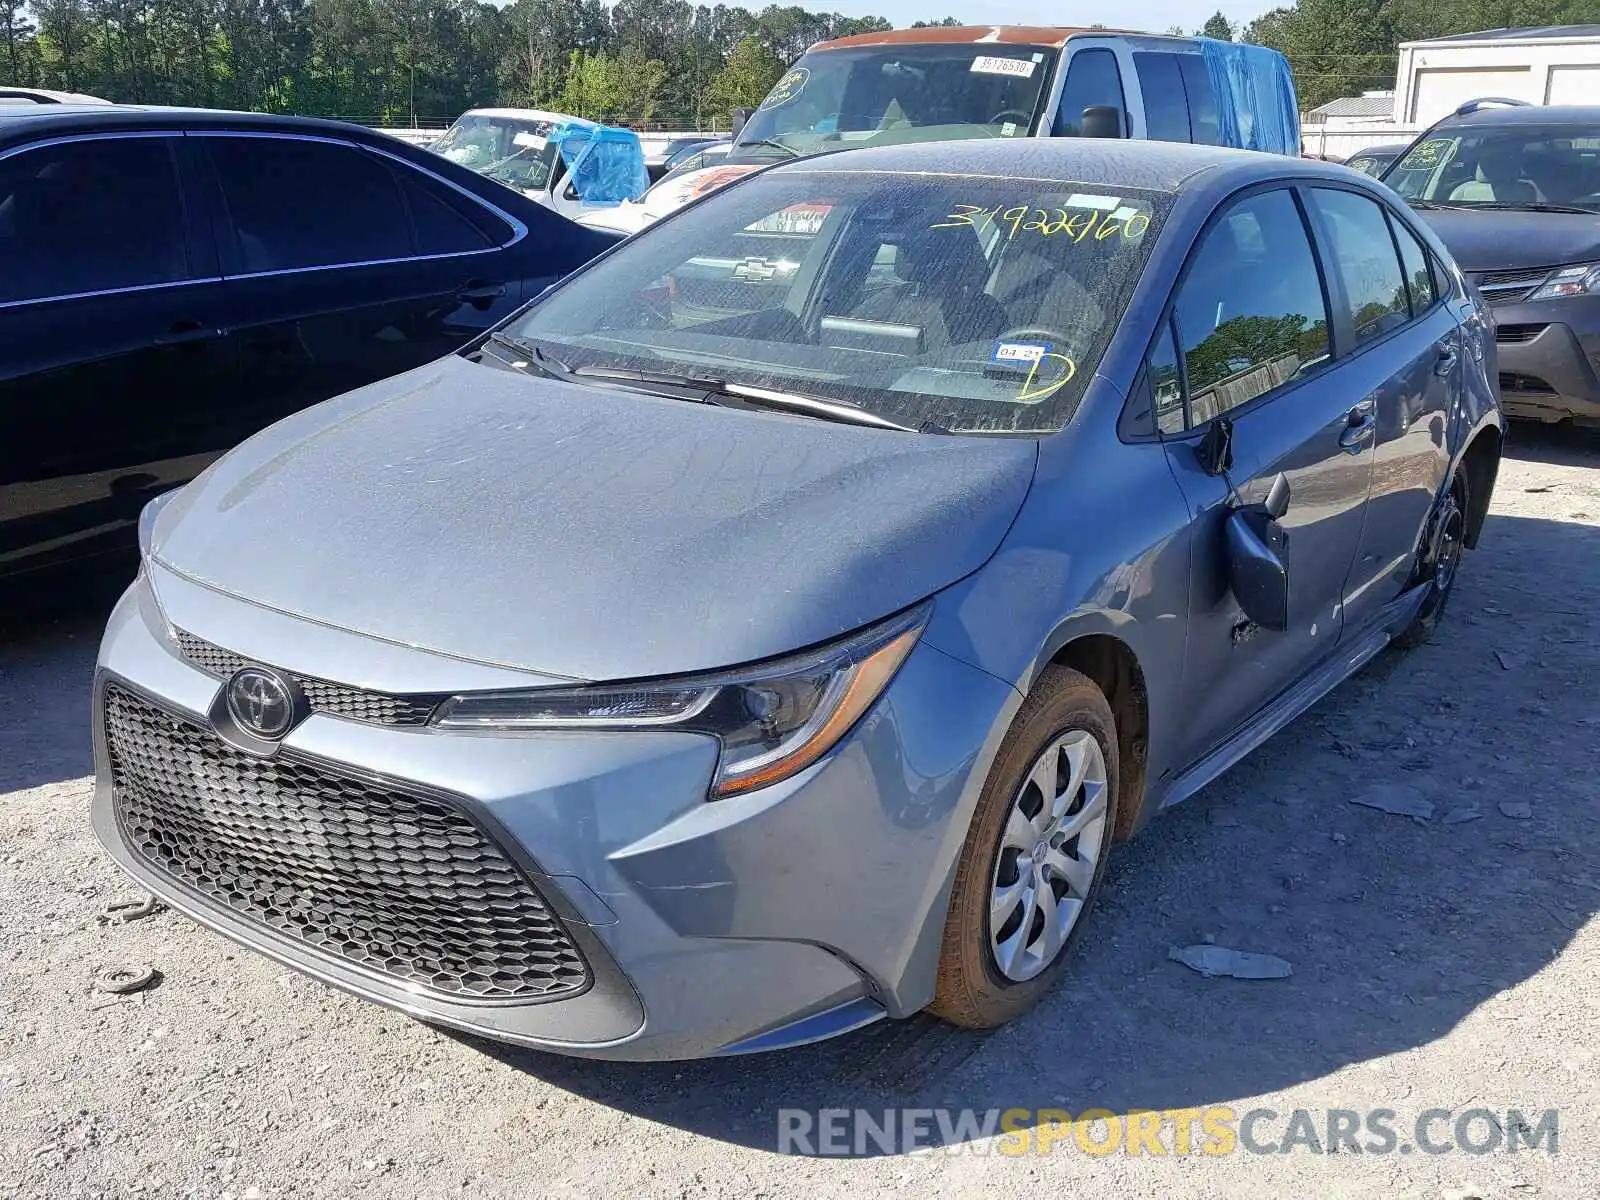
top-left (225, 667), bottom-right (297, 740)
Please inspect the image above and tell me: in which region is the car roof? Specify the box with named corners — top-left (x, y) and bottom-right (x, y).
top-left (766, 137), bottom-right (1325, 194)
top-left (812, 24), bottom-right (1189, 51)
top-left (454, 107), bottom-right (582, 123)
top-left (0, 105), bottom-right (421, 145)
top-left (1437, 102), bottom-right (1600, 129)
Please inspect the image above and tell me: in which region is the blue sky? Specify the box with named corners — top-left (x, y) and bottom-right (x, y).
top-left (825, 0), bottom-right (1276, 36)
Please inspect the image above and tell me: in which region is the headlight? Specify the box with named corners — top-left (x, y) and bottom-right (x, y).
top-left (136, 488), bottom-right (180, 558)
top-left (1529, 263), bottom-right (1600, 301)
top-left (433, 604), bottom-right (929, 797)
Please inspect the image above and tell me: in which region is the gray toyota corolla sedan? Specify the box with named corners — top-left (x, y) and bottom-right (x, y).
top-left (93, 139), bottom-right (1503, 1061)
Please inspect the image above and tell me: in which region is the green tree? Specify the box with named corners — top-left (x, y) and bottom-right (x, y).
top-left (705, 31), bottom-right (780, 117)
top-left (1200, 10), bottom-right (1235, 39)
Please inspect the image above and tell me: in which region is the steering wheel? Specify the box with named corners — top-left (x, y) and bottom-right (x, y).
top-left (988, 109), bottom-right (1032, 129)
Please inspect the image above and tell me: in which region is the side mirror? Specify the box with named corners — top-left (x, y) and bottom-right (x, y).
top-left (730, 107), bottom-right (754, 140)
top-left (1223, 474), bottom-right (1292, 632)
top-left (1081, 105), bottom-right (1122, 139)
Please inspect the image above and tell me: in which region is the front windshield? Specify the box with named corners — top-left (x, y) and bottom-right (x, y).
top-left (1384, 125), bottom-right (1600, 210)
top-left (734, 44), bottom-right (1058, 162)
top-left (434, 114), bottom-right (563, 189)
top-left (506, 169), bottom-right (1170, 434)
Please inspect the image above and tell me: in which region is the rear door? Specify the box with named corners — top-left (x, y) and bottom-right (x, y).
top-left (1301, 185), bottom-right (1457, 631)
top-left (0, 132), bottom-right (232, 578)
top-left (194, 132), bottom-right (525, 436)
top-left (1153, 186), bottom-right (1376, 766)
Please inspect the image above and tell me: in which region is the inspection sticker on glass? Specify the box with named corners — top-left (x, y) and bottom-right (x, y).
top-left (991, 340), bottom-right (1050, 366)
top-left (970, 56), bottom-right (1036, 78)
top-left (512, 131), bottom-right (547, 149)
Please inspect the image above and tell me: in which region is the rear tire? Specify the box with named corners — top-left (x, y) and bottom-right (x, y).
top-left (1395, 470), bottom-right (1469, 649)
top-left (929, 665), bottom-right (1119, 1030)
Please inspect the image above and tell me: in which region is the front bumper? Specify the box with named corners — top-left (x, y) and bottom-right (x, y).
top-left (89, 564), bottom-right (1017, 1060)
top-left (1489, 295), bottom-right (1600, 423)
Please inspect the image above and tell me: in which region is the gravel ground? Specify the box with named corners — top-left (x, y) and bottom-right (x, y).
top-left (2, 425), bottom-right (1596, 1200)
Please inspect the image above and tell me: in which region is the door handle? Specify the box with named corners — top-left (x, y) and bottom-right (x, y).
top-left (1338, 404), bottom-right (1376, 453)
top-left (457, 280), bottom-right (507, 308)
top-left (1434, 345), bottom-right (1459, 377)
top-left (154, 318), bottom-right (216, 346)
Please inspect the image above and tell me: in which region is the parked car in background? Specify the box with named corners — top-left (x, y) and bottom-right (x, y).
top-left (662, 137), bottom-right (730, 175)
top-left (0, 87), bottom-right (112, 105)
top-left (97, 138), bottom-right (1501, 1062)
top-left (1346, 141), bottom-right (1412, 177)
top-left (1383, 99), bottom-right (1600, 427)
top-left (577, 26), bottom-right (1300, 235)
top-left (0, 105), bottom-right (619, 582)
top-left (430, 107), bottom-right (648, 215)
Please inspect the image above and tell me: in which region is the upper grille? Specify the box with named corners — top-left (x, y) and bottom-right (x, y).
top-left (173, 630), bottom-right (443, 727)
top-left (105, 684), bottom-right (591, 1002)
top-left (1471, 267), bottom-right (1552, 307)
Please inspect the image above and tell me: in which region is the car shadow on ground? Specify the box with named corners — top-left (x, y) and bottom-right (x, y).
top-left (0, 555), bottom-right (136, 791)
top-left (449, 508), bottom-right (1599, 1155)
top-left (1503, 417), bottom-right (1600, 468)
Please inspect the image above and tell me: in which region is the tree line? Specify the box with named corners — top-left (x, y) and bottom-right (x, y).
top-left (3, 0), bottom-right (1596, 130)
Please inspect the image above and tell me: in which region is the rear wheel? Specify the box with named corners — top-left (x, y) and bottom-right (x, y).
top-left (1395, 471), bottom-right (1468, 649)
top-left (930, 666), bottom-right (1119, 1029)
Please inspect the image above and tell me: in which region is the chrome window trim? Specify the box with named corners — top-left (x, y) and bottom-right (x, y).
top-left (0, 130), bottom-right (216, 311)
top-left (188, 129), bottom-right (529, 280)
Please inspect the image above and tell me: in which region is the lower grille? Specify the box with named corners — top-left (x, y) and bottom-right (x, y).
top-left (173, 630), bottom-right (443, 727)
top-left (104, 684), bottom-right (591, 1002)
top-left (1495, 323), bottom-right (1547, 344)
top-left (1500, 371), bottom-right (1557, 395)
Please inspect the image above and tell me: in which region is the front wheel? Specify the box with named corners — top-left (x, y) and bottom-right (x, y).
top-left (930, 665), bottom-right (1119, 1029)
top-left (1394, 471), bottom-right (1468, 649)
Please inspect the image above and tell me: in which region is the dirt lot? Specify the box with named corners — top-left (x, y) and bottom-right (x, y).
top-left (2, 426), bottom-right (1596, 1200)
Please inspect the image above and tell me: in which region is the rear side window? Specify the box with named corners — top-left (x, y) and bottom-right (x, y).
top-left (1134, 52), bottom-right (1189, 142)
top-left (0, 137), bottom-right (190, 303)
top-left (206, 137), bottom-right (412, 272)
top-left (391, 165), bottom-right (502, 254)
top-left (1390, 216), bottom-right (1438, 314)
top-left (1053, 48), bottom-right (1126, 137)
top-left (1177, 56), bottom-right (1221, 146)
top-left (1171, 189), bottom-right (1332, 425)
top-left (1307, 188), bottom-right (1410, 345)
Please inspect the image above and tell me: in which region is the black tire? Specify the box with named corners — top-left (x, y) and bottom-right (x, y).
top-left (1394, 470), bottom-right (1469, 649)
top-left (929, 665), bottom-right (1119, 1029)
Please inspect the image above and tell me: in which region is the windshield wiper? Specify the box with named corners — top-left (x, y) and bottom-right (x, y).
top-left (1470, 200), bottom-right (1600, 214)
top-left (736, 137), bottom-right (800, 159)
top-left (1405, 199), bottom-right (1472, 210)
top-left (716, 382), bottom-right (920, 431)
top-left (487, 335), bottom-right (722, 402)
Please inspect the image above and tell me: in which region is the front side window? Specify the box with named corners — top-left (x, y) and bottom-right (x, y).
top-left (507, 170), bottom-right (1171, 434)
top-left (1053, 48), bottom-right (1126, 137)
top-left (1171, 189), bottom-right (1332, 425)
top-left (1384, 124), bottom-right (1600, 211)
top-left (1391, 216), bottom-right (1438, 315)
top-left (207, 137), bottom-right (413, 272)
top-left (734, 44), bottom-right (1059, 162)
top-left (1306, 188), bottom-right (1409, 345)
top-left (0, 137), bottom-right (190, 304)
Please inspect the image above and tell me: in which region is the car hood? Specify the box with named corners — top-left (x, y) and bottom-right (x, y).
top-left (152, 356), bottom-right (1038, 681)
top-left (1412, 208), bottom-right (1600, 272)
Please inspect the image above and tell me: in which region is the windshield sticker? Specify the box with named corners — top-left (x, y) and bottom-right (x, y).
top-left (745, 202), bottom-right (833, 235)
top-left (1065, 193), bottom-right (1119, 210)
top-left (931, 202), bottom-right (1150, 243)
top-left (1001, 121), bottom-right (1018, 137)
top-left (512, 131), bottom-right (547, 149)
top-left (759, 67), bottom-right (809, 110)
top-left (992, 341), bottom-right (1051, 365)
top-left (1401, 138), bottom-right (1450, 169)
top-left (971, 56), bottom-right (1036, 78)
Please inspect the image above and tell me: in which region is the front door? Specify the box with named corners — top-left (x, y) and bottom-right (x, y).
top-left (0, 134), bottom-right (233, 579)
top-left (1153, 186), bottom-right (1376, 769)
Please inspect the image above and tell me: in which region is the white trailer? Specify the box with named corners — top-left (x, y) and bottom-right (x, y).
top-left (1395, 25), bottom-right (1600, 127)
